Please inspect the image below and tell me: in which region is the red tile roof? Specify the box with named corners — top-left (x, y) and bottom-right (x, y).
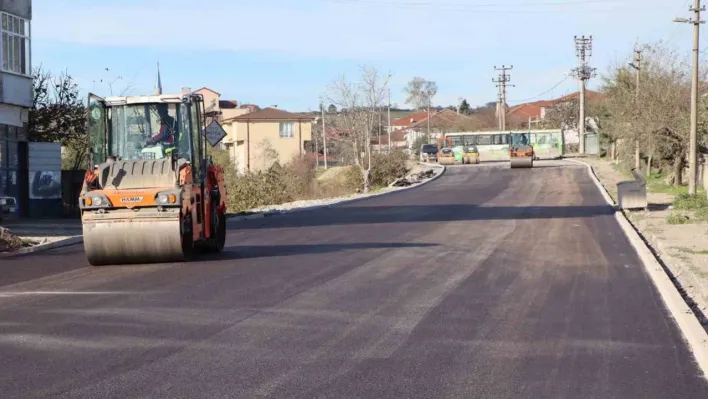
top-left (508, 90), bottom-right (606, 119)
top-left (228, 107), bottom-right (312, 122)
top-left (405, 109), bottom-right (473, 130)
top-left (508, 103), bottom-right (543, 119)
top-left (554, 90), bottom-right (605, 103)
top-left (391, 112), bottom-right (429, 127)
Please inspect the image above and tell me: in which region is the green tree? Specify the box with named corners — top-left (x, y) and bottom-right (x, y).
top-left (29, 66), bottom-right (86, 145)
top-left (459, 99), bottom-right (471, 115)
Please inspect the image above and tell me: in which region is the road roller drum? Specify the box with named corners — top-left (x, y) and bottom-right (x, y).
top-left (510, 157), bottom-right (533, 168)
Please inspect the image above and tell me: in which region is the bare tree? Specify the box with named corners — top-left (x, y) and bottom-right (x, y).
top-left (541, 98), bottom-right (580, 131)
top-left (256, 138), bottom-right (279, 170)
top-left (325, 65), bottom-right (391, 193)
top-left (600, 40), bottom-right (707, 186)
top-left (403, 77), bottom-right (437, 110)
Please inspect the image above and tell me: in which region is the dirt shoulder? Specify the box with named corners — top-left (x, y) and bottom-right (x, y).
top-left (582, 157), bottom-right (708, 325)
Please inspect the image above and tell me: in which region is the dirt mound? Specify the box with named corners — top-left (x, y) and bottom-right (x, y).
top-left (316, 166), bottom-right (350, 183)
top-left (0, 227), bottom-right (25, 253)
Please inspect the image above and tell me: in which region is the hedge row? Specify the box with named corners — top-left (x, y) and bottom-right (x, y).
top-left (209, 149), bottom-right (410, 213)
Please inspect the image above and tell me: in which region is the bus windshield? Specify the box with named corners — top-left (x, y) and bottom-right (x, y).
top-left (510, 133), bottom-right (531, 146)
top-left (107, 103), bottom-right (192, 161)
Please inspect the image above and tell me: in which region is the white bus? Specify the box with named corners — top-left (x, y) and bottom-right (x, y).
top-left (443, 129), bottom-right (564, 162)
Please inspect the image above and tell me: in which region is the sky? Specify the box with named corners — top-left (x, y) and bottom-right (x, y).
top-left (32, 0), bottom-right (695, 112)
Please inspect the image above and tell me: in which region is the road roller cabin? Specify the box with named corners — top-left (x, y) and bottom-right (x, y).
top-left (509, 132), bottom-right (534, 168)
top-left (79, 92), bottom-right (228, 266)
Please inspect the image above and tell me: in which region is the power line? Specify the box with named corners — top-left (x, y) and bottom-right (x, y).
top-left (668, 0), bottom-right (693, 45)
top-left (320, 0), bottom-right (673, 13)
top-left (507, 74), bottom-right (572, 103)
top-left (328, 0), bottom-right (624, 6)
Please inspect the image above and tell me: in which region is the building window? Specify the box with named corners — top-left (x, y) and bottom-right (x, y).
top-left (279, 122), bottom-right (294, 138)
top-left (1, 12), bottom-right (30, 76)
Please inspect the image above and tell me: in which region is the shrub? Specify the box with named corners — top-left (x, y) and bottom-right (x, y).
top-left (342, 165), bottom-right (364, 192)
top-left (281, 155), bottom-right (318, 199)
top-left (369, 151), bottom-right (409, 187)
top-left (343, 151), bottom-right (411, 192)
top-left (672, 193), bottom-right (708, 210)
top-left (208, 148), bottom-right (412, 213)
top-left (666, 212), bottom-right (690, 225)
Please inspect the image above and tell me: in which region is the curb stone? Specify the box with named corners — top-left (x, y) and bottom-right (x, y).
top-left (227, 162), bottom-right (446, 220)
top-left (0, 236), bottom-right (83, 258)
top-left (567, 158), bottom-right (708, 380)
top-left (2, 164), bottom-right (445, 257)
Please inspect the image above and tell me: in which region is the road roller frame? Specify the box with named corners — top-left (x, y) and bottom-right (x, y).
top-left (509, 132), bottom-right (534, 169)
top-left (436, 137), bottom-right (457, 165)
top-left (78, 92), bottom-right (228, 266)
top-left (462, 145), bottom-right (480, 165)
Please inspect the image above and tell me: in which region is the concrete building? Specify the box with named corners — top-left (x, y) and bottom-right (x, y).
top-left (192, 87), bottom-right (250, 121)
top-left (0, 0), bottom-right (32, 218)
top-left (221, 107), bottom-right (313, 173)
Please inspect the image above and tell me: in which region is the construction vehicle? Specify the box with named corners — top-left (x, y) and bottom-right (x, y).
top-left (462, 145), bottom-right (480, 164)
top-left (436, 137), bottom-right (456, 165)
top-left (78, 92), bottom-right (228, 266)
top-left (509, 132), bottom-right (534, 168)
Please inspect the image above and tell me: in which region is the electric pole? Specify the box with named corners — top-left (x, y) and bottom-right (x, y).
top-left (378, 109), bottom-right (382, 153)
top-left (573, 35), bottom-right (596, 155)
top-left (387, 87), bottom-right (392, 153)
top-left (629, 47), bottom-right (642, 169)
top-left (427, 95), bottom-right (431, 143)
top-left (493, 65), bottom-right (513, 131)
top-left (674, 0), bottom-right (705, 195)
top-left (321, 101), bottom-right (328, 169)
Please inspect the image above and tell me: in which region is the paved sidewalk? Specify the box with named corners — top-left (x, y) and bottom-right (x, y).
top-left (582, 157), bottom-right (708, 325)
top-left (2, 218), bottom-right (81, 239)
top-left (0, 218), bottom-right (82, 255)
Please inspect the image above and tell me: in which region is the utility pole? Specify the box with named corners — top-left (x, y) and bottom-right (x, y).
top-left (387, 87), bottom-right (392, 153)
top-left (314, 109), bottom-right (319, 168)
top-left (493, 65), bottom-right (513, 131)
top-left (427, 95), bottom-right (431, 143)
top-left (674, 1), bottom-right (705, 195)
top-left (321, 101), bottom-right (328, 169)
top-left (496, 83), bottom-right (503, 130)
top-left (573, 35), bottom-right (596, 155)
top-left (378, 109), bottom-right (382, 153)
top-left (629, 47), bottom-right (642, 169)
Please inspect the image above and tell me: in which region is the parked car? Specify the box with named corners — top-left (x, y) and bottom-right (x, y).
top-left (419, 144), bottom-right (438, 162)
top-left (0, 196), bottom-right (17, 222)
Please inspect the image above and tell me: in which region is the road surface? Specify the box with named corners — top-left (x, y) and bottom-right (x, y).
top-left (1, 160), bottom-right (706, 398)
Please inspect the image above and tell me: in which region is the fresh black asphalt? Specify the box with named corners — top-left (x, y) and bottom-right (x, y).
top-left (0, 160), bottom-right (706, 398)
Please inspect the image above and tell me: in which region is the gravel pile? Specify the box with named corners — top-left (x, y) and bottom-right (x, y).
top-left (0, 227), bottom-right (27, 253)
top-left (390, 168), bottom-right (437, 187)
